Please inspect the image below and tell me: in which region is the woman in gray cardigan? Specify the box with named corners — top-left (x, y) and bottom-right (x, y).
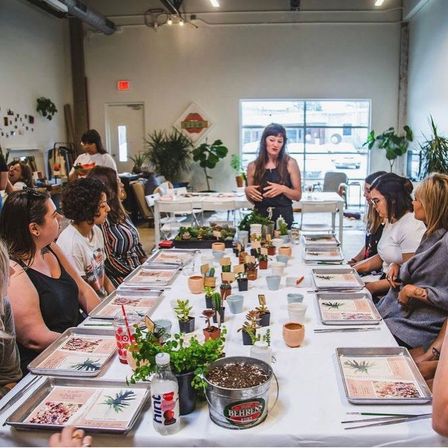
top-left (378, 173), bottom-right (448, 350)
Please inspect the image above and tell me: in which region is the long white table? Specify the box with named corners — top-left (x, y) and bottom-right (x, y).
top-left (0, 244), bottom-right (444, 446)
top-left (154, 191), bottom-right (345, 245)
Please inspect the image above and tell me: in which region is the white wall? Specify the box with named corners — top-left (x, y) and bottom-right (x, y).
top-left (407, 0), bottom-right (448, 140)
top-left (0, 0), bottom-right (72, 167)
top-left (85, 21), bottom-right (401, 190)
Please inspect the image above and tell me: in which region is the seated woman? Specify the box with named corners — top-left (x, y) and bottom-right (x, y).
top-left (5, 161), bottom-right (34, 193)
top-left (377, 173), bottom-right (448, 350)
top-left (353, 173), bottom-right (426, 297)
top-left (348, 171), bottom-right (386, 265)
top-left (58, 177), bottom-right (115, 298)
top-left (0, 189), bottom-right (99, 373)
top-left (87, 166), bottom-right (147, 287)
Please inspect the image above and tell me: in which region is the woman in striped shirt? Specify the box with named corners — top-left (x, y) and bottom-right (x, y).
top-left (87, 167), bottom-right (147, 287)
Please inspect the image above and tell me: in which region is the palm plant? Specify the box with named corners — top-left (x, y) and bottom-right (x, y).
top-left (418, 116), bottom-right (448, 178)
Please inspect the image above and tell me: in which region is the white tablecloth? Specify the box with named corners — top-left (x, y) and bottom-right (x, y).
top-left (0, 244), bottom-right (446, 447)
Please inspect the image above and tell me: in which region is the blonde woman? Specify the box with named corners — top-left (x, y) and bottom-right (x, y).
top-left (378, 173), bottom-right (448, 349)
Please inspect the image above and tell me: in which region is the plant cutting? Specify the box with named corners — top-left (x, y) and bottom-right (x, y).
top-left (128, 327), bottom-right (226, 415)
top-left (230, 153), bottom-right (247, 188)
top-left (418, 116), bottom-right (448, 178)
top-left (202, 309), bottom-right (221, 341)
top-left (256, 295), bottom-right (270, 327)
top-left (265, 241), bottom-right (276, 256)
top-left (256, 328), bottom-right (271, 346)
top-left (212, 292), bottom-right (225, 324)
top-left (238, 310), bottom-right (259, 345)
top-left (258, 253), bottom-right (268, 270)
top-left (363, 125), bottom-right (413, 172)
top-left (238, 210), bottom-right (273, 232)
top-left (144, 128), bottom-right (193, 183)
top-left (245, 260), bottom-right (258, 281)
top-left (204, 286), bottom-right (216, 308)
top-left (192, 139), bottom-right (228, 191)
top-left (36, 97), bottom-right (57, 120)
top-left (236, 271), bottom-right (248, 292)
top-left (174, 299), bottom-right (195, 334)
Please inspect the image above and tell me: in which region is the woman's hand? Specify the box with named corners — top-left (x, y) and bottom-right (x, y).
top-left (49, 427), bottom-right (92, 447)
top-left (245, 185), bottom-right (262, 202)
top-left (386, 263), bottom-right (401, 288)
top-left (263, 181), bottom-right (285, 198)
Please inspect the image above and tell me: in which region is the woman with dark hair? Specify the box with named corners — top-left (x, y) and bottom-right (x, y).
top-left (69, 129), bottom-right (117, 180)
top-left (348, 170), bottom-right (387, 265)
top-left (377, 174), bottom-right (448, 351)
top-left (5, 161), bottom-right (34, 193)
top-left (87, 166), bottom-right (147, 287)
top-left (0, 189), bottom-right (99, 373)
top-left (244, 123), bottom-right (301, 227)
top-left (58, 177), bottom-right (114, 298)
top-left (354, 173), bottom-right (426, 297)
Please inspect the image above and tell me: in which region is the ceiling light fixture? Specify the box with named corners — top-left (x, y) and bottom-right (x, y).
top-left (209, 0), bottom-right (220, 7)
top-left (374, 0), bottom-right (385, 6)
top-left (167, 15), bottom-right (173, 25)
top-left (179, 18), bottom-right (184, 25)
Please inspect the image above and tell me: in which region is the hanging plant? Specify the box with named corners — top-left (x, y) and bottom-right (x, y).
top-left (36, 97), bottom-right (58, 121)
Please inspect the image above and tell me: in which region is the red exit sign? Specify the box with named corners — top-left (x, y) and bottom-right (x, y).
top-left (117, 80), bottom-right (130, 91)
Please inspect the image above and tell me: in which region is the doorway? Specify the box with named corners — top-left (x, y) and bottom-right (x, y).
top-left (105, 103), bottom-right (145, 173)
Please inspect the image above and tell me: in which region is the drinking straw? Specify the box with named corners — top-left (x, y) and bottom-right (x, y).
top-left (121, 304), bottom-right (133, 341)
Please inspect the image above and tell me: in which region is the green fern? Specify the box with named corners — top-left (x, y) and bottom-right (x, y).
top-left (344, 359), bottom-right (373, 374)
top-left (102, 390), bottom-right (136, 413)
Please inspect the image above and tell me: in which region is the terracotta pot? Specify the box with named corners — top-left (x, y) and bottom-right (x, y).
top-left (282, 322), bottom-right (305, 348)
top-left (247, 269), bottom-right (258, 281)
top-left (267, 246), bottom-right (276, 256)
top-left (203, 327), bottom-right (221, 341)
top-left (235, 175), bottom-right (244, 188)
top-left (212, 242), bottom-right (225, 252)
top-left (188, 275), bottom-right (204, 294)
top-left (259, 259), bottom-right (268, 270)
top-left (279, 245), bottom-right (292, 257)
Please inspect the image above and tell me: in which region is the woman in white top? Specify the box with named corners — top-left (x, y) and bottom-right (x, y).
top-left (69, 129), bottom-right (117, 180)
top-left (5, 161), bottom-right (34, 193)
top-left (354, 173), bottom-right (426, 297)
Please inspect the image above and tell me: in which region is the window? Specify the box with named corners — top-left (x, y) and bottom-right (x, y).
top-left (240, 100), bottom-right (370, 206)
top-left (118, 125), bottom-right (127, 162)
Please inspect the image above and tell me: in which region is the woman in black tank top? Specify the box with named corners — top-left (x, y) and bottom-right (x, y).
top-left (0, 189), bottom-right (100, 373)
top-left (245, 123), bottom-right (302, 228)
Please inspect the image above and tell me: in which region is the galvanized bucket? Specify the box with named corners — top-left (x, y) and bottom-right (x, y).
top-left (203, 356), bottom-right (278, 430)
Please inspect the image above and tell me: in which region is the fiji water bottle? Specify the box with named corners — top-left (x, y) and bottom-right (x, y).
top-left (151, 353), bottom-right (180, 435)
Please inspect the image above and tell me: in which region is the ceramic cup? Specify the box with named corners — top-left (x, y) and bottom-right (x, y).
top-left (212, 242), bottom-right (225, 252)
top-left (238, 230), bottom-right (249, 247)
top-left (188, 275), bottom-right (204, 294)
top-left (276, 254), bottom-right (289, 265)
top-left (287, 303), bottom-right (307, 323)
top-left (227, 294), bottom-right (244, 314)
top-left (250, 223), bottom-right (262, 235)
top-left (266, 275), bottom-right (281, 291)
top-left (282, 322), bottom-right (305, 347)
top-left (270, 261), bottom-right (286, 276)
top-left (286, 276), bottom-right (303, 287)
top-left (279, 245), bottom-right (292, 257)
top-left (212, 250), bottom-right (225, 262)
top-left (287, 293), bottom-right (304, 304)
top-left (272, 238), bottom-right (284, 248)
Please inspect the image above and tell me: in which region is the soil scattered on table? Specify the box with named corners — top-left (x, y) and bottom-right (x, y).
top-left (206, 362), bottom-right (269, 388)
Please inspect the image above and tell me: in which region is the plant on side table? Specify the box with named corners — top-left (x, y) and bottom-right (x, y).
top-left (174, 299), bottom-right (195, 334)
top-left (230, 153), bottom-right (247, 188)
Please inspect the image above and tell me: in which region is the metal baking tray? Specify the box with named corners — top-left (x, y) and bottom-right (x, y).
top-left (144, 248), bottom-right (195, 267)
top-left (89, 289), bottom-right (163, 320)
top-left (28, 327), bottom-right (116, 377)
top-left (316, 292), bottom-right (381, 325)
top-left (304, 245), bottom-right (344, 262)
top-left (312, 267), bottom-right (364, 290)
top-left (303, 233), bottom-right (340, 246)
top-left (336, 347), bottom-right (432, 405)
top-left (122, 264), bottom-right (179, 287)
top-left (5, 378), bottom-right (150, 434)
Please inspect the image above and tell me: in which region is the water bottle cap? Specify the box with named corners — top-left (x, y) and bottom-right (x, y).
top-left (155, 353), bottom-right (170, 365)
top-left (254, 341), bottom-right (268, 349)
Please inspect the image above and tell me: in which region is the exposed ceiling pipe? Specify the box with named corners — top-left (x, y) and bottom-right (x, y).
top-left (160, 0), bottom-right (184, 18)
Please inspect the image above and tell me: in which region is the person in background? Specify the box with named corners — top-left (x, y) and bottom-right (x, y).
top-left (87, 166), bottom-right (147, 287)
top-left (58, 178), bottom-right (115, 298)
top-left (5, 161), bottom-right (34, 193)
top-left (0, 189), bottom-right (99, 373)
top-left (353, 173), bottom-right (426, 297)
top-left (245, 123), bottom-right (301, 228)
top-left (69, 129), bottom-right (117, 180)
top-left (377, 174), bottom-right (448, 349)
top-left (348, 171), bottom-right (387, 265)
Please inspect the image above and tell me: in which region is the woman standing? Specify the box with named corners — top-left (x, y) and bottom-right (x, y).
top-left (87, 166), bottom-right (147, 287)
top-left (245, 123), bottom-right (301, 228)
top-left (0, 189), bottom-right (99, 372)
top-left (69, 129), bottom-right (117, 180)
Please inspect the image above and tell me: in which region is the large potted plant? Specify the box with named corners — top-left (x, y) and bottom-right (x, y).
top-left (129, 152), bottom-right (148, 174)
top-left (238, 210), bottom-right (273, 232)
top-left (128, 327), bottom-right (226, 415)
top-left (192, 139), bottom-right (228, 191)
top-left (230, 154), bottom-right (247, 188)
top-left (144, 128), bottom-right (193, 183)
top-left (363, 125), bottom-right (413, 172)
top-left (418, 116), bottom-right (448, 178)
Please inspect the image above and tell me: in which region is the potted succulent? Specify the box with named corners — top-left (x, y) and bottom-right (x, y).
top-left (128, 327), bottom-right (226, 415)
top-left (236, 271), bottom-right (248, 292)
top-left (174, 299), bottom-right (195, 334)
top-left (219, 281), bottom-right (232, 300)
top-left (238, 310), bottom-right (259, 345)
top-left (258, 253), bottom-right (268, 270)
top-left (364, 125), bottom-right (413, 172)
top-left (204, 286), bottom-right (216, 308)
top-left (276, 216), bottom-right (289, 241)
top-left (239, 250), bottom-right (248, 265)
top-left (204, 266), bottom-right (216, 288)
top-left (230, 153), bottom-right (247, 188)
top-left (265, 241), bottom-right (276, 256)
top-left (256, 295), bottom-right (270, 327)
top-left (192, 139), bottom-right (228, 191)
top-left (245, 261), bottom-right (258, 281)
top-left (202, 309), bottom-right (221, 341)
top-left (212, 292), bottom-right (225, 324)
